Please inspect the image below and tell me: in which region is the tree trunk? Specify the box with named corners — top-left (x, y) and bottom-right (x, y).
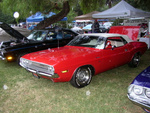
top-left (34, 1), bottom-right (70, 30)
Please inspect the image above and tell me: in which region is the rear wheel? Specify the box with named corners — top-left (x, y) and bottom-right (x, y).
top-left (70, 66), bottom-right (92, 88)
top-left (128, 53), bottom-right (140, 68)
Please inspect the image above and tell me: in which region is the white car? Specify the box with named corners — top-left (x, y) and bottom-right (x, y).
top-left (71, 26), bottom-right (83, 33)
top-left (103, 22), bottom-right (113, 29)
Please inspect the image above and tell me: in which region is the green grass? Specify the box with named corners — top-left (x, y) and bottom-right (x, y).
top-left (0, 50), bottom-right (150, 113)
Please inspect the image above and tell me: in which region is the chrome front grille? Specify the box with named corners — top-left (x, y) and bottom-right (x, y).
top-left (29, 62), bottom-right (50, 73)
top-left (20, 58), bottom-right (54, 76)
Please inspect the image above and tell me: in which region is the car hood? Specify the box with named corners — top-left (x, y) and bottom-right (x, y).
top-left (0, 22), bottom-right (26, 40)
top-left (131, 66), bottom-right (150, 88)
top-left (22, 46), bottom-right (100, 66)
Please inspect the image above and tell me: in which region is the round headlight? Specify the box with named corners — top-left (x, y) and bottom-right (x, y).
top-left (145, 89), bottom-right (150, 98)
top-left (133, 86), bottom-right (143, 95)
top-left (20, 58), bottom-right (32, 66)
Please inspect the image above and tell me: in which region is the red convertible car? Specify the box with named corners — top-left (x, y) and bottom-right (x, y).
top-left (20, 33), bottom-right (147, 88)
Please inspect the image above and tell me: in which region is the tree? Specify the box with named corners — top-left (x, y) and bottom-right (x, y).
top-left (34, 1), bottom-right (70, 30)
top-left (0, 0), bottom-right (150, 30)
top-left (79, 0), bottom-right (105, 14)
top-left (0, 10), bottom-right (15, 24)
top-left (106, 0), bottom-right (119, 8)
top-left (127, 0), bottom-right (150, 11)
top-left (0, 0), bottom-right (71, 29)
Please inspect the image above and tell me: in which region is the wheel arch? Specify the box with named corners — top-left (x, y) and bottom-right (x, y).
top-left (136, 51), bottom-right (142, 56)
top-left (74, 65), bottom-right (95, 76)
top-left (129, 51), bottom-right (142, 62)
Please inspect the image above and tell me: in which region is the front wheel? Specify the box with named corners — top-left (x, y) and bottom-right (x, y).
top-left (128, 53), bottom-right (140, 68)
top-left (70, 67), bottom-right (92, 88)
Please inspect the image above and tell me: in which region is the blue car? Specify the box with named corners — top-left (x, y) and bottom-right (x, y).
top-left (128, 66), bottom-right (150, 113)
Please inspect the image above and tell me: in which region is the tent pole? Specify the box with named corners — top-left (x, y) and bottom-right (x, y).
top-left (147, 19), bottom-right (150, 38)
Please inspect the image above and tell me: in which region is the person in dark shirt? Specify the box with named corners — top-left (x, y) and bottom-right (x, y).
top-left (91, 19), bottom-right (100, 33)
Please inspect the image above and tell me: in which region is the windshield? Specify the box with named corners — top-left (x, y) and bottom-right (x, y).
top-left (27, 30), bottom-right (48, 41)
top-left (68, 35), bottom-right (105, 49)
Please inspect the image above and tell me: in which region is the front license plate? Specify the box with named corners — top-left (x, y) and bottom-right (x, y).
top-left (32, 73), bottom-right (40, 79)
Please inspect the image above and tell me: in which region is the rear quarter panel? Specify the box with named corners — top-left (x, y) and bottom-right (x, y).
top-left (128, 41), bottom-right (147, 62)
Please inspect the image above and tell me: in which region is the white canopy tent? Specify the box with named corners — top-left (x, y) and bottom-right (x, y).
top-left (92, 0), bottom-right (150, 19)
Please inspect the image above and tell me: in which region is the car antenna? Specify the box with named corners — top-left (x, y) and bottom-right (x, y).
top-left (55, 26), bottom-right (63, 48)
top-left (57, 38), bottom-right (60, 48)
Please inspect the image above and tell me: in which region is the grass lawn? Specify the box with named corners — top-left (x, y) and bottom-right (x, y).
top-left (0, 50), bottom-right (150, 113)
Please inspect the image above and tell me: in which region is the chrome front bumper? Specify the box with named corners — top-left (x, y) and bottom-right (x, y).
top-left (0, 55), bottom-right (5, 60)
top-left (127, 94), bottom-right (150, 110)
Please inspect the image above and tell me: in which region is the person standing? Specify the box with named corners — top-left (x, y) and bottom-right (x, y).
top-left (91, 19), bottom-right (100, 33)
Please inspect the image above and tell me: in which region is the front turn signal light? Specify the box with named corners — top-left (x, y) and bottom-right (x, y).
top-left (7, 56), bottom-right (13, 61)
top-left (62, 70), bottom-right (68, 73)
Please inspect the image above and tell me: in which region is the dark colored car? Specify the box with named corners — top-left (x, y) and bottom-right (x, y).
top-left (0, 22), bottom-right (78, 63)
top-left (128, 66), bottom-right (150, 113)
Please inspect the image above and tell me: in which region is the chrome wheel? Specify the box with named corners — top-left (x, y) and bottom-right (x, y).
top-left (70, 67), bottom-right (92, 88)
top-left (76, 68), bottom-right (91, 86)
top-left (133, 54), bottom-right (140, 66)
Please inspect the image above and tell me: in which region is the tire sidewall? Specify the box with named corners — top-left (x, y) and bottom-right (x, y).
top-left (129, 53), bottom-right (140, 68)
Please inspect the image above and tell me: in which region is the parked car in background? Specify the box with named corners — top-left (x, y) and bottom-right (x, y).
top-left (82, 24), bottom-right (108, 33)
top-left (71, 26), bottom-right (83, 34)
top-left (20, 33), bottom-right (147, 88)
top-left (128, 66), bottom-right (150, 113)
top-left (103, 22), bottom-right (113, 29)
top-left (82, 24), bottom-right (92, 32)
top-left (0, 22), bottom-right (78, 63)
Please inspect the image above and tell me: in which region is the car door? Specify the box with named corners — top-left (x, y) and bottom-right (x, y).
top-left (112, 37), bottom-right (130, 67)
top-left (102, 36), bottom-right (130, 70)
top-left (94, 37), bottom-right (115, 73)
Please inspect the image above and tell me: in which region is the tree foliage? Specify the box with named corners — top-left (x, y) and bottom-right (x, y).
top-left (0, 0), bottom-right (55, 18)
top-left (0, 0), bottom-right (150, 29)
top-left (79, 0), bottom-right (105, 14)
top-left (34, 1), bottom-right (70, 30)
top-left (106, 0), bottom-right (119, 8)
top-left (127, 0), bottom-right (150, 11)
top-left (0, 10), bottom-right (15, 23)
top-left (0, 0), bottom-right (150, 18)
